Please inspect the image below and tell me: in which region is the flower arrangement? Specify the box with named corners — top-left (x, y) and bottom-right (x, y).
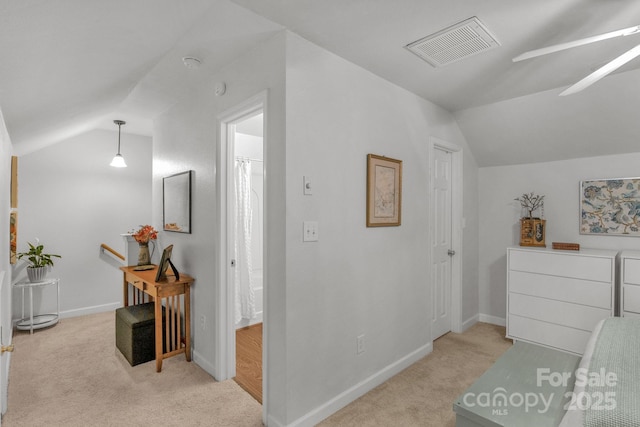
top-left (131, 225), bottom-right (158, 244)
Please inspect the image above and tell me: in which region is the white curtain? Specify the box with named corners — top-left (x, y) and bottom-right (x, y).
top-left (234, 160), bottom-right (256, 323)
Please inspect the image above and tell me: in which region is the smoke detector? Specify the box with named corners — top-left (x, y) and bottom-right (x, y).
top-left (182, 56), bottom-right (202, 69)
top-left (405, 17), bottom-right (500, 67)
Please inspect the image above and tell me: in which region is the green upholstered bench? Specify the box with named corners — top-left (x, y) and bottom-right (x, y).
top-left (453, 341), bottom-right (581, 427)
top-left (115, 303), bottom-right (164, 366)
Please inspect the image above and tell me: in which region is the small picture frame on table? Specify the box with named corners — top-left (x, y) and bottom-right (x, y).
top-left (155, 244), bottom-right (179, 281)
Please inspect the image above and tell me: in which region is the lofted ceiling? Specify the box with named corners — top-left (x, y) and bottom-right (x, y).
top-left (2, 0), bottom-right (640, 166)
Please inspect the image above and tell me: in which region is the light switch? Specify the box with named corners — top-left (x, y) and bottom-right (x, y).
top-left (303, 176), bottom-right (312, 195)
top-left (303, 221), bottom-right (318, 242)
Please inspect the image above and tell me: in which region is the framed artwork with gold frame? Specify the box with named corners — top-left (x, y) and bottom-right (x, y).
top-left (366, 154), bottom-right (402, 227)
top-left (11, 156), bottom-right (17, 208)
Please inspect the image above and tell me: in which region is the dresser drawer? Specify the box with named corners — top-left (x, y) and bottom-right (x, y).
top-left (507, 315), bottom-right (591, 355)
top-left (508, 249), bottom-right (613, 283)
top-left (623, 311), bottom-right (640, 319)
top-left (623, 284), bottom-right (640, 314)
top-left (508, 270), bottom-right (611, 309)
top-left (623, 258), bottom-right (640, 286)
top-left (509, 293), bottom-right (610, 332)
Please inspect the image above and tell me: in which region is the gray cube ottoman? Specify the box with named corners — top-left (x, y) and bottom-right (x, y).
top-left (115, 302), bottom-right (164, 366)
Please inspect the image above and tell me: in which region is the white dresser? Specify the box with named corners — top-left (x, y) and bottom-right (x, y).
top-left (506, 246), bottom-right (617, 355)
top-left (618, 251), bottom-right (640, 318)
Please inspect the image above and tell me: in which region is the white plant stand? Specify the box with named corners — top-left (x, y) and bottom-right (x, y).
top-left (14, 278), bottom-right (60, 334)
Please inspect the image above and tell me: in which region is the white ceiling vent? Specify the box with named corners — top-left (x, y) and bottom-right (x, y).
top-left (405, 17), bottom-right (500, 67)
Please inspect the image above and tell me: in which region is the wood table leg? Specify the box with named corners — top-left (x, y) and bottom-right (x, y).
top-left (155, 300), bottom-right (163, 372)
top-left (123, 276), bottom-right (128, 307)
top-left (184, 286), bottom-right (191, 362)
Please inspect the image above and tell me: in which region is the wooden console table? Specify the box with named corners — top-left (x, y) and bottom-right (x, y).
top-left (119, 266), bottom-right (194, 372)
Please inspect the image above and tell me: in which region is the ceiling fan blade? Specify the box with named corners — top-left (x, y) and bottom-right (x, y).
top-left (513, 25), bottom-right (640, 62)
top-left (559, 43), bottom-right (640, 96)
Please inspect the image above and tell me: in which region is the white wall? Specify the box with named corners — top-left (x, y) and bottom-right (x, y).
top-left (283, 32), bottom-right (478, 425)
top-left (479, 152), bottom-right (640, 320)
top-left (152, 32), bottom-right (287, 422)
top-left (14, 129), bottom-right (152, 319)
top-left (151, 29), bottom-right (479, 426)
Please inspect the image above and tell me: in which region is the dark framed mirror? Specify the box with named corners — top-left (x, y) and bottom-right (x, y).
top-left (163, 170), bottom-right (192, 233)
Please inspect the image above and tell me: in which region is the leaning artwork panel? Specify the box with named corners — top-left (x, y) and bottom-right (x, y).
top-left (580, 178), bottom-right (640, 236)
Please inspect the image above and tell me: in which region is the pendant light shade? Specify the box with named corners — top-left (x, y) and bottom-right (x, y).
top-left (110, 119), bottom-right (127, 168)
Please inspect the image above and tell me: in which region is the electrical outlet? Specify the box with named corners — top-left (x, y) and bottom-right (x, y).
top-left (303, 221), bottom-right (319, 242)
top-left (357, 334), bottom-right (365, 355)
top-left (200, 315), bottom-right (206, 330)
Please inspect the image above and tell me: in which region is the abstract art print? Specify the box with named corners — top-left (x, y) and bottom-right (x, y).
top-left (366, 154), bottom-right (402, 227)
top-left (580, 178), bottom-right (640, 236)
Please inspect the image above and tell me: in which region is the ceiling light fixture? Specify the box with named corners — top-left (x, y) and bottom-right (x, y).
top-left (110, 120), bottom-right (127, 168)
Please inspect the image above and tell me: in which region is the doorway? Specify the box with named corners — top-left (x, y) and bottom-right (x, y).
top-left (430, 137), bottom-right (463, 339)
top-left (217, 93), bottom-right (266, 410)
top-left (232, 112), bottom-right (264, 403)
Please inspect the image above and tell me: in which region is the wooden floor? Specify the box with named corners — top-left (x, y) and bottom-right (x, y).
top-left (235, 323), bottom-right (262, 403)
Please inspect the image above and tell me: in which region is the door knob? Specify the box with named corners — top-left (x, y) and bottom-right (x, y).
top-left (1, 344), bottom-right (14, 354)
top-left (448, 249), bottom-right (456, 256)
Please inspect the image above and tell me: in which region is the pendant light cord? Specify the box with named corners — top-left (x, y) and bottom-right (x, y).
top-left (114, 119), bottom-right (126, 155)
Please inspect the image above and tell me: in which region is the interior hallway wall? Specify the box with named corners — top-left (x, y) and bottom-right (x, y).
top-left (151, 33), bottom-right (287, 424)
top-left (282, 31), bottom-right (479, 425)
top-left (14, 129), bottom-right (152, 319)
top-left (150, 28), bottom-right (479, 425)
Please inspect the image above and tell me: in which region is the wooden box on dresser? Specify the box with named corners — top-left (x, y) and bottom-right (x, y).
top-left (506, 246), bottom-right (618, 355)
top-left (619, 251), bottom-right (640, 318)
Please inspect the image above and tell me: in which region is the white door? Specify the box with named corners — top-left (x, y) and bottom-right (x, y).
top-left (432, 147), bottom-right (453, 339)
top-left (1, 270), bottom-right (6, 426)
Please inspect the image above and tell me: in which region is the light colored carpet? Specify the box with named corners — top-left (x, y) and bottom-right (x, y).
top-left (3, 311), bottom-right (262, 427)
top-left (3, 312), bottom-right (510, 426)
top-left (319, 322), bottom-right (512, 427)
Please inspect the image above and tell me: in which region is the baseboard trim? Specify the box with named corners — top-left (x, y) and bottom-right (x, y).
top-left (192, 349), bottom-right (217, 379)
top-left (12, 302), bottom-right (120, 328)
top-left (266, 414), bottom-right (285, 427)
top-left (59, 302), bottom-right (121, 319)
top-left (479, 313), bottom-right (506, 327)
top-left (235, 312), bottom-right (264, 330)
top-left (284, 342), bottom-right (433, 427)
top-left (462, 314), bottom-right (479, 332)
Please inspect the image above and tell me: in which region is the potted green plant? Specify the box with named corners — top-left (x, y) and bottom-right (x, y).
top-left (17, 241), bottom-right (61, 282)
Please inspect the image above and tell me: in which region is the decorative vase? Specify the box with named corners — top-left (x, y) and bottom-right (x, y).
top-left (138, 242), bottom-right (151, 266)
top-left (27, 266), bottom-right (48, 283)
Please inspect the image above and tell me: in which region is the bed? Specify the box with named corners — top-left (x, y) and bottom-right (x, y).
top-left (559, 317), bottom-right (640, 426)
top-left (453, 317), bottom-right (640, 427)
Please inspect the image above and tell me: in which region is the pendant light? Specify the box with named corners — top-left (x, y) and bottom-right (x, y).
top-left (110, 120), bottom-right (127, 168)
